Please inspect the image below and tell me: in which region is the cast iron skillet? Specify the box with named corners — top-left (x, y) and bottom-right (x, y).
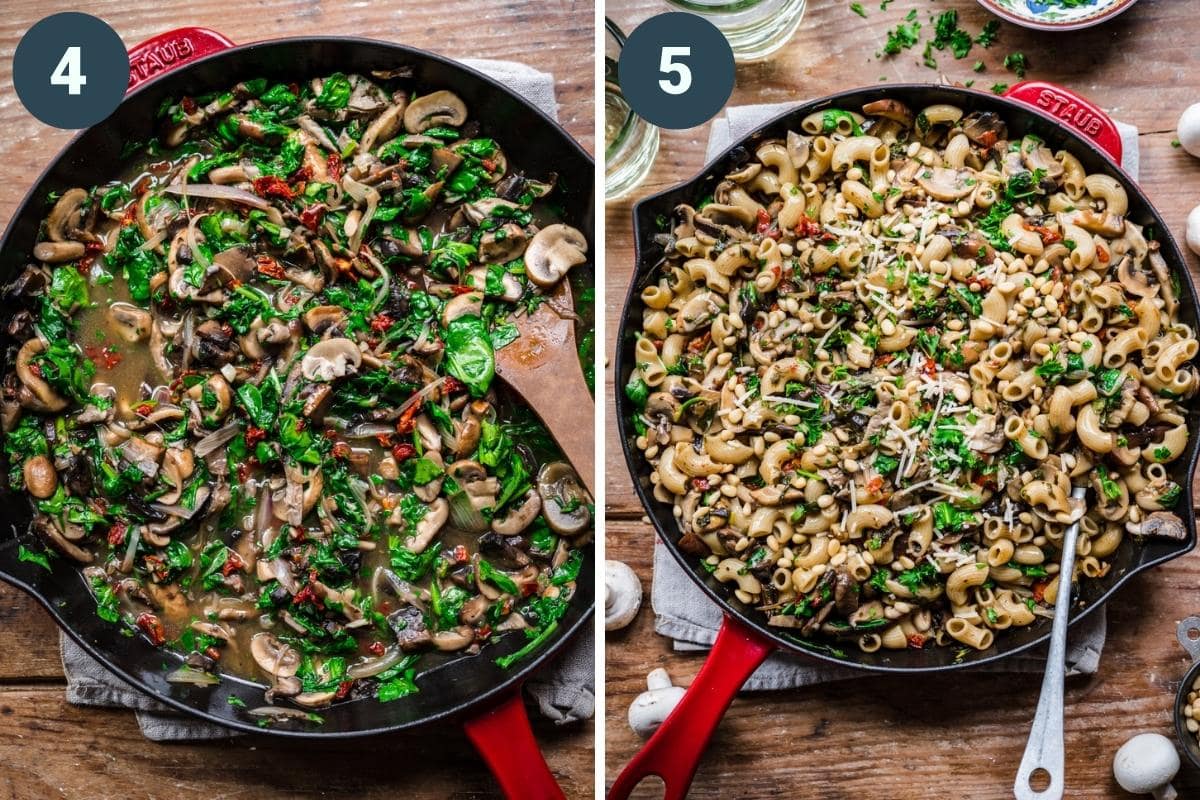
top-left (610, 82), bottom-right (1199, 798)
top-left (0, 28), bottom-right (593, 799)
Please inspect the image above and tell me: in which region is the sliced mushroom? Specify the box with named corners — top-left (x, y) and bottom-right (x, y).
top-left (32, 241), bottom-right (86, 264)
top-left (442, 291), bottom-right (483, 327)
top-left (107, 303), bottom-right (153, 343)
top-left (403, 90), bottom-right (467, 133)
top-left (118, 436), bottom-right (165, 479)
top-left (191, 320), bottom-right (239, 366)
top-left (158, 448), bottom-right (196, 505)
top-left (478, 223), bottom-right (529, 264)
top-left (1139, 511), bottom-right (1186, 541)
top-left (916, 167), bottom-right (977, 201)
top-left (407, 497), bottom-right (449, 553)
top-left (960, 111), bottom-right (1008, 147)
top-left (250, 632), bottom-right (301, 679)
top-left (537, 461), bottom-right (591, 536)
top-left (34, 514), bottom-right (91, 562)
top-left (467, 266), bottom-right (522, 303)
top-left (491, 489), bottom-right (542, 535)
top-left (301, 338), bottom-right (362, 382)
top-left (863, 99), bottom-right (914, 128)
top-left (15, 339), bottom-right (68, 412)
top-left (413, 450), bottom-right (445, 503)
top-left (524, 224), bottom-right (588, 288)
top-left (1115, 256), bottom-right (1158, 298)
top-left (303, 304), bottom-right (347, 335)
top-left (431, 626), bottom-right (475, 651)
top-left (360, 101), bottom-right (408, 153)
top-left (45, 188), bottom-right (89, 242)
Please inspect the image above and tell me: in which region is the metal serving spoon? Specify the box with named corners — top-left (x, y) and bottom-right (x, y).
top-left (493, 281), bottom-right (594, 496)
top-left (1014, 484), bottom-right (1090, 800)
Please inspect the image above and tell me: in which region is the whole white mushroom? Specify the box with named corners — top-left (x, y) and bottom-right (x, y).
top-left (628, 668), bottom-right (685, 738)
top-left (605, 560), bottom-right (642, 631)
top-left (1186, 205), bottom-right (1200, 258)
top-left (1178, 103), bottom-right (1200, 158)
top-left (1112, 733), bottom-right (1179, 799)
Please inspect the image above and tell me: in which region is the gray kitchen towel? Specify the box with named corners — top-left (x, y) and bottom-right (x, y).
top-left (61, 57), bottom-right (593, 740)
top-left (653, 100), bottom-right (1141, 688)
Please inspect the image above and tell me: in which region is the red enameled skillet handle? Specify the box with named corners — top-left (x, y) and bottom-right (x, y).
top-left (462, 691), bottom-right (566, 800)
top-left (1003, 80), bottom-right (1123, 164)
top-left (608, 616), bottom-right (776, 800)
top-left (126, 27), bottom-right (236, 93)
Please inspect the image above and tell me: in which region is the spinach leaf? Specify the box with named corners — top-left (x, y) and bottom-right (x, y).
top-left (443, 314), bottom-right (494, 396)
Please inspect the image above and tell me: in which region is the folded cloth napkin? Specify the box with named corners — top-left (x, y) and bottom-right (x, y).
top-left (61, 57), bottom-right (593, 741)
top-left (652, 100), bottom-right (1141, 689)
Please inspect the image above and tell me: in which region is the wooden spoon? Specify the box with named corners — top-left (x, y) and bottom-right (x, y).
top-left (493, 281), bottom-right (594, 496)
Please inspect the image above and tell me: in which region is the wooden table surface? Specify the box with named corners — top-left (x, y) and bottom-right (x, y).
top-left (0, 2), bottom-right (594, 798)
top-left (602, 1), bottom-right (1200, 797)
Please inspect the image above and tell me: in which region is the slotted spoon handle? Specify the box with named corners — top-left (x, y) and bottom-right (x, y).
top-left (1013, 485), bottom-right (1088, 800)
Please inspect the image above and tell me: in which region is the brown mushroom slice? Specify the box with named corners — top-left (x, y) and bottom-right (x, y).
top-left (32, 241), bottom-right (86, 264)
top-left (45, 188), bottom-right (89, 242)
top-left (1020, 136), bottom-right (1065, 182)
top-left (35, 514), bottom-right (91, 563)
top-left (524, 224), bottom-right (588, 289)
top-left (1140, 511), bottom-right (1186, 541)
top-left (1115, 256), bottom-right (1159, 298)
top-left (467, 266), bottom-right (522, 302)
top-left (1061, 208), bottom-right (1125, 237)
top-left (403, 90), bottom-right (468, 134)
top-left (118, 436), bottom-right (165, 479)
top-left (442, 291), bottom-right (483, 327)
top-left (491, 489), bottom-right (542, 535)
top-left (960, 111), bottom-right (1008, 147)
top-left (406, 497), bottom-right (449, 554)
top-left (862, 99), bottom-right (914, 128)
top-left (15, 339), bottom-right (68, 412)
top-left (250, 633), bottom-right (302, 679)
top-left (478, 223), bottom-right (529, 264)
top-left (916, 167), bottom-right (977, 202)
top-left (301, 338), bottom-right (362, 382)
top-left (537, 461), bottom-right (591, 536)
top-left (107, 302), bottom-right (153, 343)
top-left (23, 455), bottom-right (58, 499)
top-left (291, 690), bottom-right (337, 709)
top-left (463, 197), bottom-right (522, 225)
top-left (432, 626), bottom-right (475, 652)
top-left (303, 304), bottom-right (348, 335)
top-left (785, 131), bottom-right (810, 170)
top-left (413, 450), bottom-right (445, 503)
top-left (360, 100), bottom-right (408, 153)
top-left (158, 448), bottom-right (196, 505)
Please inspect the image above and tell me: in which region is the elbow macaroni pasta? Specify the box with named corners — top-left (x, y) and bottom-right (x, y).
top-left (629, 98), bottom-right (1194, 654)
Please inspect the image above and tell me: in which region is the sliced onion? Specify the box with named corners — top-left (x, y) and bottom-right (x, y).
top-left (247, 705), bottom-right (314, 720)
top-left (194, 420), bottom-right (240, 457)
top-left (166, 666), bottom-right (221, 686)
top-left (373, 567), bottom-right (427, 613)
top-left (371, 260), bottom-right (391, 312)
top-left (271, 558), bottom-right (299, 595)
top-left (119, 526), bottom-right (142, 573)
top-left (448, 488), bottom-right (487, 533)
top-left (395, 377), bottom-right (447, 421)
top-left (346, 646), bottom-right (404, 680)
top-left (165, 182), bottom-right (270, 210)
top-left (343, 422), bottom-right (395, 439)
top-left (185, 212), bottom-right (213, 278)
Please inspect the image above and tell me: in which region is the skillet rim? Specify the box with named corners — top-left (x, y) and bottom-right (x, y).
top-left (0, 34), bottom-right (596, 737)
top-left (617, 82), bottom-right (1199, 674)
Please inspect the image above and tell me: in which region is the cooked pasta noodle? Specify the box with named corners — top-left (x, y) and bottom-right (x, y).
top-left (627, 98), bottom-right (1194, 654)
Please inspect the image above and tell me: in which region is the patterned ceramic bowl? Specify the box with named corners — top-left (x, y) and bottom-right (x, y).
top-left (976, 0), bottom-right (1140, 31)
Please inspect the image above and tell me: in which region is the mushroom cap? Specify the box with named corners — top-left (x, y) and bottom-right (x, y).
top-left (628, 668), bottom-right (686, 738)
top-left (537, 461), bottom-right (591, 536)
top-left (1177, 102), bottom-right (1200, 158)
top-left (1113, 733), bottom-right (1179, 794)
top-left (403, 90), bottom-right (468, 134)
top-left (1186, 205), bottom-right (1200, 258)
top-left (916, 167), bottom-right (976, 202)
top-left (301, 337), bottom-right (362, 382)
top-left (250, 632), bottom-right (301, 679)
top-left (524, 224), bottom-right (588, 288)
top-left (862, 98), bottom-right (914, 127)
top-left (604, 560), bottom-right (642, 631)
top-left (442, 292), bottom-right (483, 327)
top-left (491, 489), bottom-right (542, 535)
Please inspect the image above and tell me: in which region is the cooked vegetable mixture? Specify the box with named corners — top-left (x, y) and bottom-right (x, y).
top-left (2, 71), bottom-right (591, 713)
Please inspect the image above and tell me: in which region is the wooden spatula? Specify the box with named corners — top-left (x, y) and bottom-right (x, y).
top-left (493, 281), bottom-right (595, 496)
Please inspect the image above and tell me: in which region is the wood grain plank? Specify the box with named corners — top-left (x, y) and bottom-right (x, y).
top-left (603, 0), bottom-right (1200, 795)
top-left (0, 2), bottom-right (594, 796)
top-left (0, 685), bottom-right (592, 800)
